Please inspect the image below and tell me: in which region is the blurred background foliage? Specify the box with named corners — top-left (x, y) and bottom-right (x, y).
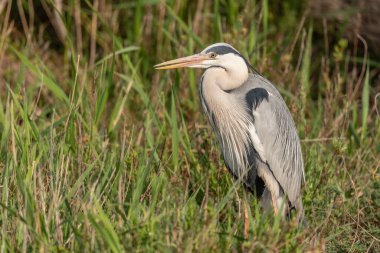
top-left (0, 0), bottom-right (379, 252)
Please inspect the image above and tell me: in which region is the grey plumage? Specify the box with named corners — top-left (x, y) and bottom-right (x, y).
top-left (228, 74), bottom-right (304, 212)
top-left (155, 43), bottom-right (305, 223)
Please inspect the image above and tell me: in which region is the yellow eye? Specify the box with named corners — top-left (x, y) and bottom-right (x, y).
top-left (210, 52), bottom-right (217, 58)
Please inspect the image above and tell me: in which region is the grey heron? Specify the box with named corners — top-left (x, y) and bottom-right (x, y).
top-left (155, 43), bottom-right (305, 223)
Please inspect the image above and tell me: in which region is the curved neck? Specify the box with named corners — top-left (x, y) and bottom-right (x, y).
top-left (201, 68), bottom-right (230, 111)
top-left (201, 68), bottom-right (248, 121)
top-left (200, 68), bottom-right (252, 173)
top-left (204, 64), bottom-right (248, 91)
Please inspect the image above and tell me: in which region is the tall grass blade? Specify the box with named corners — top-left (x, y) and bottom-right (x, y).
top-left (361, 65), bottom-right (370, 140)
top-left (262, 0), bottom-right (269, 58)
top-left (300, 24), bottom-right (313, 133)
top-left (170, 91), bottom-right (179, 168)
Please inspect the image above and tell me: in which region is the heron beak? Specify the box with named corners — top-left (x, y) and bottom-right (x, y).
top-left (154, 54), bottom-right (211, 70)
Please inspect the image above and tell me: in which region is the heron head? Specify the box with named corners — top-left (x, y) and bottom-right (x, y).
top-left (154, 43), bottom-right (250, 73)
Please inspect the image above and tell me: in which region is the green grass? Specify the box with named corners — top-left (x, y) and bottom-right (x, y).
top-left (0, 0), bottom-right (379, 252)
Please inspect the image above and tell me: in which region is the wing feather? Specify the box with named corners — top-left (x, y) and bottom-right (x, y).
top-left (240, 74), bottom-right (305, 205)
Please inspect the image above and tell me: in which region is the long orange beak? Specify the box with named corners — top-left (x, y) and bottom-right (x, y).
top-left (154, 54), bottom-right (211, 70)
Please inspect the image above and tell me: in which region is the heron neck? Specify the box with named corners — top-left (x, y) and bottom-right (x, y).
top-left (201, 69), bottom-right (230, 110)
top-left (205, 65), bottom-right (248, 91)
top-left (201, 68), bottom-right (247, 119)
top-left (200, 68), bottom-right (252, 173)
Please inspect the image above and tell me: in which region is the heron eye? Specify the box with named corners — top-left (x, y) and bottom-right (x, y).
top-left (210, 52), bottom-right (217, 58)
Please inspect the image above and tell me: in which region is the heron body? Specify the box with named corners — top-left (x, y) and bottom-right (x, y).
top-left (155, 43), bottom-right (305, 222)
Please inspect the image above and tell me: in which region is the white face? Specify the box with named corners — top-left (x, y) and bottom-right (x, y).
top-left (189, 52), bottom-right (247, 72)
top-left (154, 43), bottom-right (250, 90)
top-left (197, 52), bottom-right (250, 91)
top-left (154, 43), bottom-right (248, 74)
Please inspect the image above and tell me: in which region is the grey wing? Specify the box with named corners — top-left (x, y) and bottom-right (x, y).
top-left (241, 75), bottom-right (305, 206)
